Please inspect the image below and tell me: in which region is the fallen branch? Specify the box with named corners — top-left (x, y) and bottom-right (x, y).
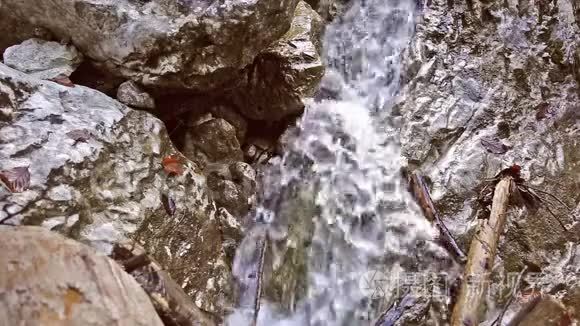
top-left (451, 176), bottom-right (514, 326)
top-left (505, 293), bottom-right (542, 326)
top-left (408, 173), bottom-right (467, 263)
top-left (251, 233), bottom-right (268, 326)
top-left (111, 243), bottom-right (216, 326)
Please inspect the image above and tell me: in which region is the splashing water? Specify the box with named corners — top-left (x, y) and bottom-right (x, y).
top-left (229, 0), bottom-right (438, 325)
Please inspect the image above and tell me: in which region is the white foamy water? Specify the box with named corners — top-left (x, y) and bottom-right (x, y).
top-left (229, 0), bottom-right (438, 325)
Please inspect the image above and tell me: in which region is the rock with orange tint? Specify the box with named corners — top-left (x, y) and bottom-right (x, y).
top-left (0, 226), bottom-right (164, 326)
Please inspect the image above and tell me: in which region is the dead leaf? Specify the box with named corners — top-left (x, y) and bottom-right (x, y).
top-left (50, 74), bottom-right (75, 87)
top-left (66, 129), bottom-right (92, 142)
top-left (481, 136), bottom-right (510, 154)
top-left (162, 155), bottom-right (185, 176)
top-left (0, 166), bottom-right (31, 193)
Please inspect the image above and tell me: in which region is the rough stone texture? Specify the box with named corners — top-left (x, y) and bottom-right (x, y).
top-left (0, 226), bottom-right (163, 326)
top-left (228, 1), bottom-right (325, 121)
top-left (116, 80), bottom-right (155, 110)
top-left (206, 162), bottom-right (257, 217)
top-left (518, 296), bottom-right (572, 326)
top-left (0, 0), bottom-right (299, 92)
top-left (305, 0), bottom-right (350, 21)
top-left (183, 118), bottom-right (244, 166)
top-left (398, 0), bottom-right (580, 322)
top-left (0, 63), bottom-right (236, 315)
top-left (3, 38), bottom-right (82, 80)
top-left (210, 104), bottom-right (248, 143)
top-left (400, 0), bottom-right (579, 264)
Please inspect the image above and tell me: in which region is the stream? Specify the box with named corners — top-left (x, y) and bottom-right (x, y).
top-left (229, 0), bottom-right (444, 324)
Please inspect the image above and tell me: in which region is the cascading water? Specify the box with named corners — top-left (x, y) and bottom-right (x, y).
top-left (229, 0), bottom-right (441, 325)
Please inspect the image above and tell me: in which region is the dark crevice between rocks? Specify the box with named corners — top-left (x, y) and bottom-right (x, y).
top-left (70, 61), bottom-right (125, 97)
top-left (68, 60), bottom-right (298, 168)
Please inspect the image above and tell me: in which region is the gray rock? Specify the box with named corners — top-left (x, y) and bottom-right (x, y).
top-left (183, 118), bottom-right (244, 166)
top-left (306, 0), bottom-right (350, 21)
top-left (229, 1), bottom-right (325, 121)
top-left (0, 63), bottom-right (233, 315)
top-left (210, 105), bottom-right (248, 143)
top-left (3, 38), bottom-right (82, 79)
top-left (398, 0), bottom-right (580, 313)
top-left (206, 162), bottom-right (257, 217)
top-left (0, 0), bottom-right (300, 92)
top-left (117, 80), bottom-right (155, 110)
top-left (0, 226), bottom-right (164, 326)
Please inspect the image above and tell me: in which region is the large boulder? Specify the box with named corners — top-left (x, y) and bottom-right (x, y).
top-left (0, 0), bottom-right (300, 92)
top-left (3, 38), bottom-right (82, 80)
top-left (0, 63), bottom-right (238, 315)
top-left (228, 1), bottom-right (325, 121)
top-left (0, 226), bottom-right (164, 326)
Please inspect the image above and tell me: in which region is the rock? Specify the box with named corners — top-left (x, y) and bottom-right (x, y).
top-left (0, 16), bottom-right (52, 54)
top-left (517, 296), bottom-right (572, 326)
top-left (183, 118), bottom-right (244, 166)
top-left (116, 80), bottom-right (155, 110)
top-left (0, 226), bottom-right (163, 326)
top-left (0, 63), bottom-right (234, 315)
top-left (206, 162), bottom-right (257, 217)
top-left (229, 1), bottom-right (325, 121)
top-left (305, 0), bottom-right (350, 21)
top-left (0, 0), bottom-right (300, 92)
top-left (399, 0), bottom-right (579, 263)
top-left (3, 38), bottom-right (82, 80)
top-left (210, 105), bottom-right (248, 143)
top-left (110, 242), bottom-right (217, 326)
top-left (397, 0), bottom-right (580, 322)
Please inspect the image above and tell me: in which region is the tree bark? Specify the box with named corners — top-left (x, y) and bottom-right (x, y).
top-left (451, 176), bottom-right (514, 326)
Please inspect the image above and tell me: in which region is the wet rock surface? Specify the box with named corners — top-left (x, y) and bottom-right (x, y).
top-left (398, 0), bottom-right (580, 322)
top-left (183, 118), bottom-right (244, 166)
top-left (0, 63), bottom-right (237, 316)
top-left (3, 38), bottom-right (82, 80)
top-left (306, 0), bottom-right (351, 21)
top-left (0, 0), bottom-right (300, 92)
top-left (228, 1), bottom-right (325, 121)
top-left (0, 226), bottom-right (164, 326)
top-left (206, 162), bottom-right (257, 218)
top-left (117, 80), bottom-right (156, 110)
top-left (401, 0), bottom-right (579, 253)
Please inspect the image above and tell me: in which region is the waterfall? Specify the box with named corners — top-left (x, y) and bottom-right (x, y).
top-left (229, 0), bottom-right (439, 324)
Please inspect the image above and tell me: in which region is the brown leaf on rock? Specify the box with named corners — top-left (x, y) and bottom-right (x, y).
top-left (481, 136), bottom-right (510, 154)
top-left (0, 166), bottom-right (31, 193)
top-left (49, 74), bottom-right (75, 87)
top-left (66, 129), bottom-right (92, 142)
top-left (162, 155), bottom-right (185, 176)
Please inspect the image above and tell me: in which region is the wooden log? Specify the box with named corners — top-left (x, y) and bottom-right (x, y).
top-left (408, 173), bottom-right (467, 263)
top-left (450, 176), bottom-right (514, 326)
